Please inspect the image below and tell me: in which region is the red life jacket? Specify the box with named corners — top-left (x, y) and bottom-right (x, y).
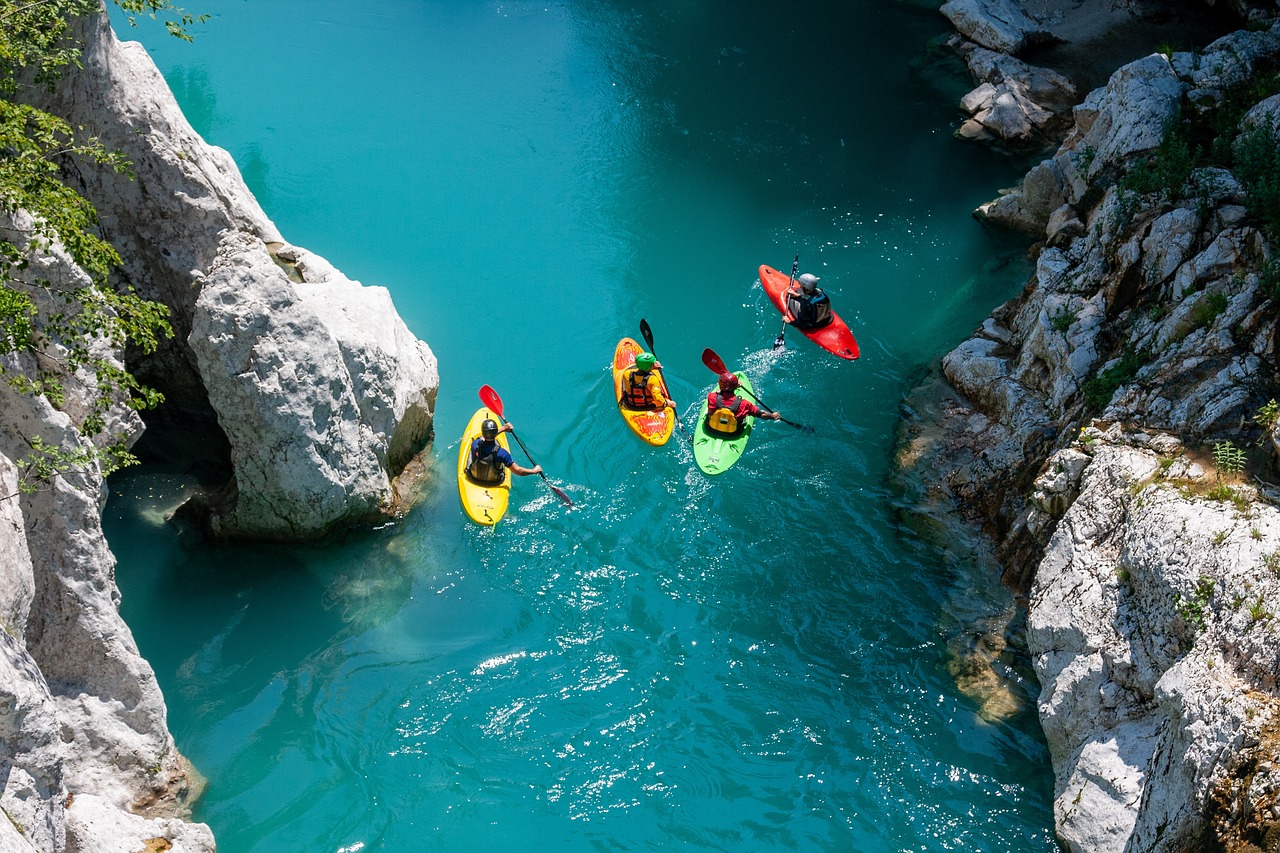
top-left (622, 367), bottom-right (657, 409)
top-left (706, 392), bottom-right (748, 435)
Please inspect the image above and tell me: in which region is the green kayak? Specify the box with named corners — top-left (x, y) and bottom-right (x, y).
top-left (693, 371), bottom-right (755, 475)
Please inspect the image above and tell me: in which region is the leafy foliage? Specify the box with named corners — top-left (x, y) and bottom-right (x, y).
top-left (1254, 399), bottom-right (1274, 435)
top-left (1083, 347), bottom-right (1150, 411)
top-left (1213, 439), bottom-right (1247, 481)
top-left (1233, 124), bottom-right (1280, 241)
top-left (1189, 290), bottom-right (1229, 331)
top-left (1177, 575), bottom-right (1215, 632)
top-left (0, 0), bottom-right (202, 493)
top-left (1119, 129), bottom-right (1197, 201)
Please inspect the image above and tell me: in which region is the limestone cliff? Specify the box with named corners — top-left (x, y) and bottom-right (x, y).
top-left (1, 5), bottom-right (441, 851)
top-left (32, 10), bottom-right (440, 540)
top-left (899, 19), bottom-right (1280, 853)
top-left (0, 209), bottom-right (212, 852)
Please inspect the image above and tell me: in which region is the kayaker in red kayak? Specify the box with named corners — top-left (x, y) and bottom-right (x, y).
top-left (783, 272), bottom-right (833, 330)
top-left (467, 418), bottom-right (542, 483)
top-left (704, 373), bottom-right (780, 436)
top-left (621, 352), bottom-right (677, 413)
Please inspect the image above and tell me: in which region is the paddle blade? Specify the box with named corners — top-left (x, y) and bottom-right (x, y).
top-left (478, 384), bottom-right (503, 417)
top-left (701, 347), bottom-right (728, 375)
top-left (639, 318), bottom-right (655, 353)
top-left (772, 331), bottom-right (786, 350)
top-left (547, 480), bottom-right (574, 508)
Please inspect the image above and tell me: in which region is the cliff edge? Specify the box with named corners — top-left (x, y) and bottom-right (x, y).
top-left (2, 5), bottom-right (441, 851)
top-left (899, 13), bottom-right (1280, 852)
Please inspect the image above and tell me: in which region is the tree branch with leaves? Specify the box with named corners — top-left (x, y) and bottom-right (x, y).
top-left (0, 0), bottom-right (203, 496)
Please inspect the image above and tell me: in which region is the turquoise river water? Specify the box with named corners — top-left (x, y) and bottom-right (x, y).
top-left (103, 1), bottom-right (1060, 850)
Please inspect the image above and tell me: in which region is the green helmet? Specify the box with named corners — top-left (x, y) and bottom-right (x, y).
top-left (635, 352), bottom-right (656, 371)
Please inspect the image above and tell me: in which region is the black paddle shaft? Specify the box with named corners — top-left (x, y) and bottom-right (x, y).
top-left (773, 254), bottom-right (799, 350)
top-left (699, 347), bottom-right (815, 434)
top-left (637, 319), bottom-right (690, 440)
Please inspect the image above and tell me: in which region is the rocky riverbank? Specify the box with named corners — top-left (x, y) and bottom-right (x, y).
top-left (1, 5), bottom-right (438, 851)
top-left (900, 2), bottom-right (1280, 850)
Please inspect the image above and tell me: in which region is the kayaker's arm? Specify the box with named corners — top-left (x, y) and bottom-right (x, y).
top-left (508, 462), bottom-right (543, 477)
top-left (648, 374), bottom-right (675, 409)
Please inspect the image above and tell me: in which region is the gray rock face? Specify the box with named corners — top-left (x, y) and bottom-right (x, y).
top-left (189, 233), bottom-right (437, 539)
top-left (955, 44), bottom-right (1079, 150)
top-left (30, 13), bottom-right (278, 405)
top-left (32, 7), bottom-right (439, 539)
top-left (0, 215), bottom-right (211, 850)
top-left (1029, 437), bottom-right (1280, 853)
top-left (898, 19), bottom-right (1280, 853)
top-left (977, 24), bottom-right (1280, 237)
top-left (941, 0), bottom-right (1060, 54)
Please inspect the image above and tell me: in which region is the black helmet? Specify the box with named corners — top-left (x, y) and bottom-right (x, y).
top-left (481, 418), bottom-right (499, 439)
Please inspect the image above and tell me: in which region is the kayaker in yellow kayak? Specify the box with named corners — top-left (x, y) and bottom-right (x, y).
top-left (621, 352), bottom-right (677, 413)
top-left (705, 373), bottom-right (780, 435)
top-left (467, 418), bottom-right (542, 483)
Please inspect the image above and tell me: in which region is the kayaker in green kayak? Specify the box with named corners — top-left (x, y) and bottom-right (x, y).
top-left (704, 373), bottom-right (780, 435)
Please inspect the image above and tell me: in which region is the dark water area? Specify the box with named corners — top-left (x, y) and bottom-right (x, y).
top-left (105, 1), bottom-right (1059, 850)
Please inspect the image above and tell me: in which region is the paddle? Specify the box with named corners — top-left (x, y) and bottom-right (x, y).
top-left (773, 254), bottom-right (799, 351)
top-left (700, 347), bottom-right (816, 434)
top-left (638, 319), bottom-right (691, 440)
top-left (477, 384), bottom-right (574, 508)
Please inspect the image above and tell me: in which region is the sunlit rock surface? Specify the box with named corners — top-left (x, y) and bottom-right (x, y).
top-left (897, 17), bottom-right (1280, 853)
top-left (31, 8), bottom-right (439, 540)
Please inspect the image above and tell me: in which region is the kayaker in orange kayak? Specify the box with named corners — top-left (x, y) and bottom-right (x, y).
top-left (783, 272), bottom-right (833, 330)
top-left (621, 352), bottom-right (677, 413)
top-left (467, 418), bottom-right (542, 483)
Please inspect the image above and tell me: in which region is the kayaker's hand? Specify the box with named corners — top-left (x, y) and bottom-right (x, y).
top-left (502, 422), bottom-right (514, 433)
top-left (532, 465), bottom-right (543, 475)
top-left (768, 412), bottom-right (781, 420)
top-left (666, 400), bottom-right (677, 410)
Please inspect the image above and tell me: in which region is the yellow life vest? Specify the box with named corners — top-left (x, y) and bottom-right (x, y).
top-left (707, 392), bottom-right (747, 435)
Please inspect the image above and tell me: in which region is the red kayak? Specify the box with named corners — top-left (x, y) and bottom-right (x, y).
top-left (759, 264), bottom-right (860, 360)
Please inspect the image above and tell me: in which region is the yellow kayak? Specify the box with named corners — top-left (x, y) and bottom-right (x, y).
top-left (612, 337), bottom-right (675, 446)
top-left (457, 406), bottom-right (511, 525)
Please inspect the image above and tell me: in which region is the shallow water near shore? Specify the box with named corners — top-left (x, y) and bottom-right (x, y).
top-left (105, 1), bottom-right (1058, 850)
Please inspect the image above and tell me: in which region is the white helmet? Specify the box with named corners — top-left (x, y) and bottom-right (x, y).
top-left (797, 272), bottom-right (820, 293)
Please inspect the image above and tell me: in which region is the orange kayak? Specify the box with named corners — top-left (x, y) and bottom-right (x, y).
top-left (612, 337), bottom-right (675, 446)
